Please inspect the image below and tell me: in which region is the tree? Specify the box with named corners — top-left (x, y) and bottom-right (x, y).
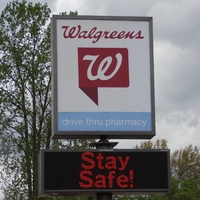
top-left (0, 0), bottom-right (52, 198)
top-left (0, 1), bottom-right (92, 199)
top-left (173, 178), bottom-right (200, 200)
top-left (171, 144), bottom-right (200, 186)
top-left (134, 139), bottom-right (168, 149)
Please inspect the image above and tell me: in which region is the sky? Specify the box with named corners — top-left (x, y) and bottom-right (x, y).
top-left (0, 0), bottom-right (200, 197)
top-left (0, 0), bottom-right (199, 154)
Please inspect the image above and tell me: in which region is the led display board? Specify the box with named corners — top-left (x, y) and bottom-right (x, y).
top-left (38, 149), bottom-right (170, 197)
top-left (51, 15), bottom-right (155, 139)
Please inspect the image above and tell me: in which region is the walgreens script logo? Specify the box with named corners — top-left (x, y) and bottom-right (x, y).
top-left (78, 48), bottom-right (129, 105)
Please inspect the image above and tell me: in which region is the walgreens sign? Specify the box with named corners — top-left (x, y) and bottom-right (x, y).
top-left (51, 15), bottom-right (155, 139)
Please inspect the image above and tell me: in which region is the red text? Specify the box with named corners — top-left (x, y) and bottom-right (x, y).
top-left (79, 152), bottom-right (134, 189)
top-left (61, 25), bottom-right (144, 43)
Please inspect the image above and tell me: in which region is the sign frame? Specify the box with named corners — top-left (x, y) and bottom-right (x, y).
top-left (38, 149), bottom-right (170, 197)
top-left (51, 15), bottom-right (155, 139)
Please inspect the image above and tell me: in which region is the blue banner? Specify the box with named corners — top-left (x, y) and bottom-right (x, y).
top-left (58, 112), bottom-right (151, 131)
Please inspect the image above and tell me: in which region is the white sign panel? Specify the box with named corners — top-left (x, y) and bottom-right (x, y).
top-left (51, 15), bottom-right (155, 139)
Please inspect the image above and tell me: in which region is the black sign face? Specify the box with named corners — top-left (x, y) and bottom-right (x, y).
top-left (38, 149), bottom-right (170, 196)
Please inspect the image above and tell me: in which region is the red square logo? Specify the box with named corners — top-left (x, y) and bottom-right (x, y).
top-left (78, 48), bottom-right (129, 105)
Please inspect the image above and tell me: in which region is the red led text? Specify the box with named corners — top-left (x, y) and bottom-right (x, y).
top-left (79, 152), bottom-right (134, 189)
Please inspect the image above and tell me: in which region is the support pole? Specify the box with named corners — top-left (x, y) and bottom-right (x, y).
top-left (90, 136), bottom-right (118, 200)
top-left (97, 193), bottom-right (112, 200)
top-left (89, 135), bottom-right (118, 150)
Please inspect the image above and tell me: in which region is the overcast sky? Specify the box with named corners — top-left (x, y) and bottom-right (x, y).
top-left (0, 0), bottom-right (200, 198)
top-left (0, 0), bottom-right (199, 151)
top-left (0, 0), bottom-right (200, 145)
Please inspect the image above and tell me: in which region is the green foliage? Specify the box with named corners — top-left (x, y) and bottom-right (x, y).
top-left (0, 0), bottom-right (52, 199)
top-left (171, 144), bottom-right (200, 185)
top-left (114, 178), bottom-right (200, 200)
top-left (134, 139), bottom-right (168, 149)
top-left (165, 178), bottom-right (200, 200)
top-left (0, 0), bottom-right (90, 199)
top-left (59, 11), bottom-right (78, 15)
top-left (175, 179), bottom-right (200, 200)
